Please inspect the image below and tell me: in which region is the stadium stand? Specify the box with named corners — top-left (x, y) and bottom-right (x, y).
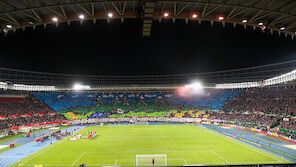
top-left (1, 87), bottom-right (296, 140)
top-left (221, 87), bottom-right (296, 115)
top-left (0, 92), bottom-right (65, 130)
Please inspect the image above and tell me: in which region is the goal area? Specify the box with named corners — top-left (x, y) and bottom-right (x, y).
top-left (136, 154), bottom-right (167, 166)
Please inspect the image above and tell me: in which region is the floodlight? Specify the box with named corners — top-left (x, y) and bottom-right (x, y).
top-left (73, 84), bottom-right (90, 90)
top-left (28, 21), bottom-right (34, 25)
top-left (79, 14), bottom-right (85, 20)
top-left (108, 12), bottom-right (113, 18)
top-left (242, 19), bottom-right (247, 23)
top-left (258, 22), bottom-right (264, 26)
top-left (52, 17), bottom-right (58, 22)
top-left (6, 25), bottom-right (12, 28)
top-left (218, 16), bottom-right (224, 21)
top-left (163, 12), bottom-right (169, 17)
top-left (280, 27), bottom-right (285, 30)
top-left (192, 14), bottom-right (198, 18)
top-left (185, 81), bottom-right (203, 90)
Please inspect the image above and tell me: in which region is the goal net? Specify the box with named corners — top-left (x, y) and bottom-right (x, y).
top-left (136, 154), bottom-right (167, 166)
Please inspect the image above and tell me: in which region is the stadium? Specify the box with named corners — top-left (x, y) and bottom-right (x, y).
top-left (1, 0), bottom-right (296, 167)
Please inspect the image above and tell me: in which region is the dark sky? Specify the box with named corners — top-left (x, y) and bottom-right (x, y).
top-left (0, 18), bottom-right (296, 75)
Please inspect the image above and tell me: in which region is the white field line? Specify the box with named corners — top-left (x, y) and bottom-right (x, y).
top-left (115, 160), bottom-right (118, 166)
top-left (202, 127), bottom-right (283, 162)
top-left (85, 150), bottom-right (211, 153)
top-left (100, 135), bottom-right (210, 137)
top-left (184, 161), bottom-right (286, 166)
top-left (211, 150), bottom-right (229, 163)
top-left (182, 158), bottom-right (189, 165)
top-left (20, 160), bottom-right (284, 167)
top-left (19, 139), bottom-right (67, 166)
top-left (20, 126), bottom-right (88, 166)
top-left (135, 149), bottom-right (161, 151)
top-left (72, 152), bottom-right (86, 165)
top-left (20, 164), bottom-right (117, 166)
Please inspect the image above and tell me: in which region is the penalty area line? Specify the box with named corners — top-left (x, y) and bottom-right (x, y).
top-left (183, 158), bottom-right (189, 165)
top-left (72, 152), bottom-right (86, 165)
top-left (211, 150), bottom-right (229, 163)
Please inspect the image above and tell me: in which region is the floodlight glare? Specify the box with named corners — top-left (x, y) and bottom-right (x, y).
top-left (52, 17), bottom-right (58, 22)
top-left (218, 16), bottom-right (224, 21)
top-left (73, 84), bottom-right (90, 90)
top-left (192, 14), bottom-right (198, 18)
top-left (79, 14), bottom-right (85, 19)
top-left (6, 25), bottom-right (12, 28)
top-left (163, 12), bottom-right (169, 17)
top-left (258, 22), bottom-right (264, 26)
top-left (280, 27), bottom-right (285, 30)
top-left (242, 19), bottom-right (247, 23)
top-left (185, 81), bottom-right (203, 90)
top-left (108, 12), bottom-right (113, 18)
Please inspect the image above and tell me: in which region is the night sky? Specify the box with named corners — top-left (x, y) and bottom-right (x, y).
top-left (0, 18), bottom-right (296, 75)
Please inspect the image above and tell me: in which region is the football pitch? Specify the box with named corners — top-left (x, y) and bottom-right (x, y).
top-left (16, 125), bottom-right (291, 166)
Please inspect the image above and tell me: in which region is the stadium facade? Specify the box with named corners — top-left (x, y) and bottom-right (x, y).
top-left (0, 59), bottom-right (296, 91)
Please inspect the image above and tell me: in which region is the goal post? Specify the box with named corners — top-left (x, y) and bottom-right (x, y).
top-left (136, 154), bottom-right (167, 166)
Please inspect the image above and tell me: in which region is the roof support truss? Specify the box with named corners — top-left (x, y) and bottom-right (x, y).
top-left (47, 6), bottom-right (66, 19)
top-left (176, 2), bottom-right (190, 16)
top-left (78, 4), bottom-right (93, 16)
top-left (112, 2), bottom-right (127, 15)
top-left (6, 13), bottom-right (19, 25)
top-left (204, 5), bottom-right (220, 17)
top-left (229, 8), bottom-right (248, 19)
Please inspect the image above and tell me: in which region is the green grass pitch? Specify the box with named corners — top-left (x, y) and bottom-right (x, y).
top-left (16, 125), bottom-right (291, 166)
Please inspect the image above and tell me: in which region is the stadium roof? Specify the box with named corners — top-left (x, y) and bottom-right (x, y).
top-left (0, 0), bottom-right (296, 37)
top-left (0, 59), bottom-right (296, 87)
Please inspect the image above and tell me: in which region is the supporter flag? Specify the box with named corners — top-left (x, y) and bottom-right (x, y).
top-left (49, 112), bottom-right (56, 115)
top-left (10, 114), bottom-right (19, 118)
top-left (21, 114), bottom-right (32, 117)
top-left (34, 113), bottom-right (46, 116)
top-left (27, 132), bottom-right (31, 137)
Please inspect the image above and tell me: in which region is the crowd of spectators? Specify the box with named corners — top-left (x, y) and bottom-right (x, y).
top-left (0, 93), bottom-right (65, 130)
top-left (0, 94), bottom-right (52, 116)
top-left (209, 112), bottom-right (281, 127)
top-left (0, 114), bottom-right (65, 130)
top-left (279, 119), bottom-right (296, 132)
top-left (221, 86), bottom-right (296, 115)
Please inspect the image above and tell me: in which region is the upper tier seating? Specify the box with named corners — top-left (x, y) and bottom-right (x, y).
top-left (221, 87), bottom-right (296, 115)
